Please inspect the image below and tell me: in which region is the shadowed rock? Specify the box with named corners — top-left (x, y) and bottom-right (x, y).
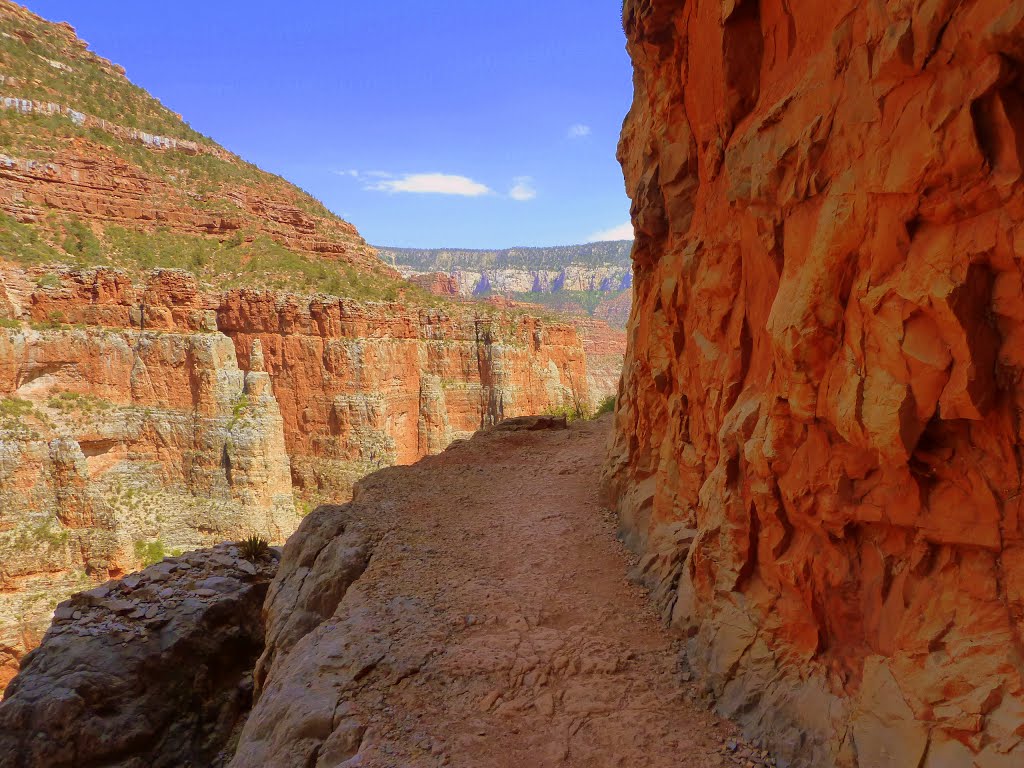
top-left (0, 544), bottom-right (277, 768)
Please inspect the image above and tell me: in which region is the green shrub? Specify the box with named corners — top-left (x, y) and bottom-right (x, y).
top-left (61, 218), bottom-right (102, 262)
top-left (133, 539), bottom-right (166, 567)
top-left (46, 391), bottom-right (113, 414)
top-left (544, 402), bottom-right (591, 422)
top-left (0, 397), bottom-right (33, 420)
top-left (594, 395), bottom-right (616, 417)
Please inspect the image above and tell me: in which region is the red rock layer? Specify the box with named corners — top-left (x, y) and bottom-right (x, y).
top-left (10, 266), bottom-right (591, 492)
top-left (407, 271), bottom-right (461, 296)
top-left (0, 265), bottom-right (591, 692)
top-left (0, 144), bottom-right (380, 271)
top-left (607, 1), bottom-right (1024, 766)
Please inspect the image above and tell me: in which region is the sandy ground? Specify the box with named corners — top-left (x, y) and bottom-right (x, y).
top-left (246, 415), bottom-right (752, 767)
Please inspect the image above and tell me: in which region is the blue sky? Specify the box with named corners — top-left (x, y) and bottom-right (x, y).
top-left (25, 1), bottom-right (635, 249)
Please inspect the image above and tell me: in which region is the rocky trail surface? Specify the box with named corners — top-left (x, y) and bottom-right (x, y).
top-left (231, 416), bottom-right (754, 768)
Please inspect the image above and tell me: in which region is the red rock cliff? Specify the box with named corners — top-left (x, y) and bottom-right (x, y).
top-left (0, 265), bottom-right (590, 693)
top-left (607, 1), bottom-right (1024, 766)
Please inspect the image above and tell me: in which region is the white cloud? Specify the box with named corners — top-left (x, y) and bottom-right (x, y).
top-left (587, 221), bottom-right (635, 242)
top-left (368, 173), bottom-right (492, 197)
top-left (509, 176), bottom-right (537, 201)
top-left (335, 170), bottom-right (393, 180)
top-left (568, 124), bottom-right (592, 138)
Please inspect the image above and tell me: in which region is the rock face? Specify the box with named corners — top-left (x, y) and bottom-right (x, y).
top-left (573, 317), bottom-right (627, 409)
top-left (379, 242), bottom-right (633, 294)
top-left (0, 543), bottom-right (278, 768)
top-left (0, 265), bottom-right (590, 693)
top-left (608, 1), bottom-right (1024, 766)
top-left (396, 263), bottom-right (633, 299)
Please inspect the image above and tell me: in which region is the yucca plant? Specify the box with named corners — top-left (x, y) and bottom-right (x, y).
top-left (239, 533), bottom-right (270, 562)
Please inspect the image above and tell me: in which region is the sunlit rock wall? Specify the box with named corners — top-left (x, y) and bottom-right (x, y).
top-left (607, 1), bottom-right (1024, 765)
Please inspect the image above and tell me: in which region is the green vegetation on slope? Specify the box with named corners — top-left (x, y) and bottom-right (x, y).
top-left (0, 2), bottom-right (207, 141)
top-left (504, 289), bottom-right (609, 316)
top-left (0, 214), bottom-right (408, 301)
top-left (0, 3), bottom-right (415, 302)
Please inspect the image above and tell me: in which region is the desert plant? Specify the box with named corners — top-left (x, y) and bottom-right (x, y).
top-left (564, 367), bottom-right (590, 420)
top-left (594, 395), bottom-right (616, 417)
top-left (133, 539), bottom-right (166, 567)
top-left (239, 533), bottom-right (270, 561)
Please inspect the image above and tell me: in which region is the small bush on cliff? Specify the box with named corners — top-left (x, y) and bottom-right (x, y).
top-left (0, 397), bottom-right (44, 438)
top-left (28, 520), bottom-right (70, 550)
top-left (61, 218), bottom-right (103, 263)
top-left (0, 397), bottom-right (34, 421)
top-left (239, 533), bottom-right (270, 562)
top-left (0, 213), bottom-right (64, 265)
top-left (544, 402), bottom-right (591, 422)
top-left (133, 539), bottom-right (166, 567)
top-left (46, 391), bottom-right (113, 414)
top-left (228, 394), bottom-right (251, 429)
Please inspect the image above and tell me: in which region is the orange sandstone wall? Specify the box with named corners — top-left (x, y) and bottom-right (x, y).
top-left (607, 1), bottom-right (1024, 766)
top-left (218, 289), bottom-right (589, 485)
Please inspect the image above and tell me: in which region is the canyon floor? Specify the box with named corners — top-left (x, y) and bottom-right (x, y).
top-left (232, 416), bottom-right (747, 768)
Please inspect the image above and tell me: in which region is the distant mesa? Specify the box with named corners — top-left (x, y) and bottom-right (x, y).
top-left (379, 240), bottom-right (635, 329)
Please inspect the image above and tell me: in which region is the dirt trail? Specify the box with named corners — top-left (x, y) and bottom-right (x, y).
top-left (233, 417), bottom-right (747, 767)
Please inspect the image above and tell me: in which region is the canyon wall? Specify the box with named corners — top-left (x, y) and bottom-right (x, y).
top-left (395, 263), bottom-right (633, 298)
top-left (0, 265), bottom-right (589, 693)
top-left (383, 243), bottom-right (635, 331)
top-left (607, 1), bottom-right (1024, 766)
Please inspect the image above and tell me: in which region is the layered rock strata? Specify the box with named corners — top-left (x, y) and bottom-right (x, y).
top-left (0, 264), bottom-right (589, 692)
top-left (395, 263), bottom-right (633, 298)
top-left (608, 1), bottom-right (1024, 766)
top-left (0, 1), bottom-right (386, 276)
top-left (0, 544), bottom-right (278, 767)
